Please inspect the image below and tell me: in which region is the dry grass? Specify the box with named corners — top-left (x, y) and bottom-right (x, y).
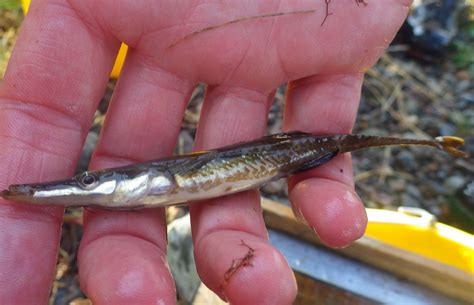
top-left (0, 5), bottom-right (22, 77)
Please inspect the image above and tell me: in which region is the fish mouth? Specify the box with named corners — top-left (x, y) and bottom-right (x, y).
top-left (0, 189), bottom-right (12, 199)
top-left (0, 180), bottom-right (85, 205)
top-left (1, 185), bottom-right (35, 201)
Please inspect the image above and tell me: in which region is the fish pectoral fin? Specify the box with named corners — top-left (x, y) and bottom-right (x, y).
top-left (283, 151), bottom-right (338, 175)
top-left (172, 151), bottom-right (218, 176)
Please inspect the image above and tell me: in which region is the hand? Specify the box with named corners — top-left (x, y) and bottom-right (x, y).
top-left (0, 1), bottom-right (411, 304)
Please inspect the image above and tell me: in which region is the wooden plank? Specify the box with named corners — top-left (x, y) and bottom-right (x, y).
top-left (191, 273), bottom-right (375, 305)
top-left (294, 272), bottom-right (377, 305)
top-left (261, 198), bottom-right (474, 304)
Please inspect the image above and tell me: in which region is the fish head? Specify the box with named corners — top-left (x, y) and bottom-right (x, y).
top-left (1, 170), bottom-right (120, 206)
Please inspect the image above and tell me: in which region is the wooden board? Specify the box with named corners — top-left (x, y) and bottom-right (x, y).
top-left (261, 198), bottom-right (474, 304)
top-left (294, 272), bottom-right (377, 305)
top-left (192, 273), bottom-right (376, 305)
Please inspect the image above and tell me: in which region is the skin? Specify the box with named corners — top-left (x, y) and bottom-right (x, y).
top-left (0, 0), bottom-right (412, 304)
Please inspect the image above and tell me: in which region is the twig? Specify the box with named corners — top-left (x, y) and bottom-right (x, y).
top-left (322, 0), bottom-right (368, 26)
top-left (168, 9), bottom-right (316, 48)
top-left (321, 0), bottom-right (333, 26)
top-left (224, 240), bottom-right (255, 282)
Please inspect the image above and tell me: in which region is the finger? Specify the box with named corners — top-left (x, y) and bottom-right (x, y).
top-left (0, 0), bottom-right (117, 302)
top-left (190, 86), bottom-right (297, 305)
top-left (284, 74), bottom-right (367, 248)
top-left (283, 0), bottom-right (411, 248)
top-left (78, 49), bottom-right (194, 305)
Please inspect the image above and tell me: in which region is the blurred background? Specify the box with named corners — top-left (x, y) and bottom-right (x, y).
top-left (0, 0), bottom-right (473, 304)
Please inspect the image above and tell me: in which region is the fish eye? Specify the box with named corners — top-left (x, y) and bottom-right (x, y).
top-left (79, 173), bottom-right (97, 188)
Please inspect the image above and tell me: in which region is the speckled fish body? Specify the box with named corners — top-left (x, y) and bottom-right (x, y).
top-left (0, 132), bottom-right (467, 209)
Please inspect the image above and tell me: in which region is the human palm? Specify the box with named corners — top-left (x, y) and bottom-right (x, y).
top-left (0, 1), bottom-right (411, 304)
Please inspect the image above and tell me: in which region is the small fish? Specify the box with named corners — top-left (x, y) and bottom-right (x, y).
top-left (0, 132), bottom-right (468, 209)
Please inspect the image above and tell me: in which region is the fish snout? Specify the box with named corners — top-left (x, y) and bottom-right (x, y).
top-left (1, 184), bottom-right (35, 200)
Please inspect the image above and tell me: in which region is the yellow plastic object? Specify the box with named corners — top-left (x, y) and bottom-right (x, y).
top-left (365, 208), bottom-right (474, 273)
top-left (21, 0), bottom-right (126, 78)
